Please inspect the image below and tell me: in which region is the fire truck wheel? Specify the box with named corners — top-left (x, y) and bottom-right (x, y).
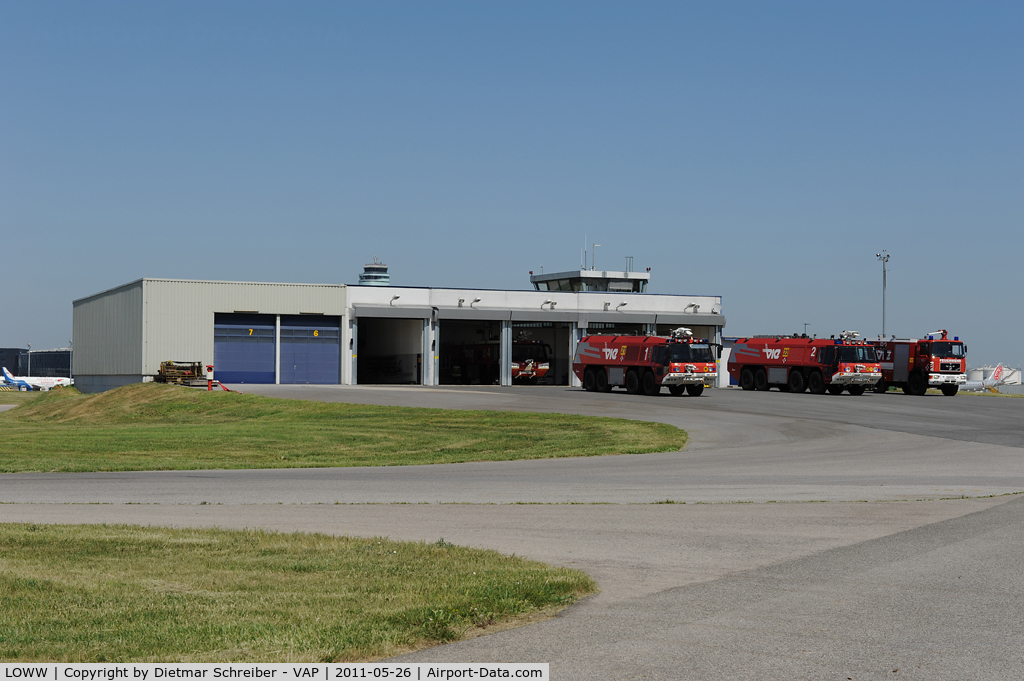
top-left (808, 371), bottom-right (826, 394)
top-left (641, 371), bottom-right (659, 396)
top-left (753, 369), bottom-right (769, 391)
top-left (583, 369), bottom-right (597, 392)
top-left (827, 384), bottom-right (844, 395)
top-left (787, 370), bottom-right (806, 393)
top-left (739, 368), bottom-right (755, 391)
top-left (846, 385), bottom-right (866, 396)
top-left (595, 369), bottom-right (610, 392)
top-left (941, 384), bottom-right (959, 397)
top-left (626, 370), bottom-right (641, 394)
top-left (686, 384), bottom-right (704, 397)
top-left (907, 372), bottom-right (928, 396)
top-left (669, 385), bottom-right (685, 396)
top-left (874, 380), bottom-right (887, 394)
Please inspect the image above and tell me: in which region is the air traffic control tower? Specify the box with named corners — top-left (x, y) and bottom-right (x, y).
top-left (358, 257), bottom-right (390, 286)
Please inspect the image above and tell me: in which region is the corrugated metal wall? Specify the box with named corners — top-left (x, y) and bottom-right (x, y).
top-left (72, 280), bottom-right (144, 375)
top-left (142, 280), bottom-right (347, 375)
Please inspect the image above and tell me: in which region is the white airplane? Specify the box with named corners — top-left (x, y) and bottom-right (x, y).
top-left (960, 365), bottom-right (1005, 393)
top-left (1, 367), bottom-right (73, 391)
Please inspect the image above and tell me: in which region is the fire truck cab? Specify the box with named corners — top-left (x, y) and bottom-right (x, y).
top-left (511, 339), bottom-right (553, 384)
top-left (871, 330), bottom-right (967, 396)
top-left (573, 328), bottom-right (717, 397)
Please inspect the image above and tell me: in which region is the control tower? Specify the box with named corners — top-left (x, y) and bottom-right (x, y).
top-left (358, 257), bottom-right (390, 286)
top-left (529, 267), bottom-right (649, 293)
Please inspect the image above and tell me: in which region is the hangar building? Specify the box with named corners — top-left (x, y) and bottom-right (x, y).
top-left (72, 274), bottom-right (726, 393)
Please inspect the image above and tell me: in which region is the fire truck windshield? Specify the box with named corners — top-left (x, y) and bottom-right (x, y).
top-left (668, 343), bottom-right (715, 363)
top-left (930, 342), bottom-right (965, 358)
top-left (512, 343), bottom-right (551, 362)
top-left (837, 346), bottom-right (877, 363)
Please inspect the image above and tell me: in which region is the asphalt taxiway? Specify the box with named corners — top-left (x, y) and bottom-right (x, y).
top-left (1, 386), bottom-right (1021, 678)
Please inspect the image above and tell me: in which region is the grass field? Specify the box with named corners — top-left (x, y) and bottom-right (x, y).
top-left (0, 523), bottom-right (595, 662)
top-left (0, 383), bottom-right (686, 473)
top-left (0, 389), bottom-right (47, 405)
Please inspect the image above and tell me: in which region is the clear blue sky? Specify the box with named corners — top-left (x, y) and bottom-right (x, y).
top-left (2, 2), bottom-right (1021, 367)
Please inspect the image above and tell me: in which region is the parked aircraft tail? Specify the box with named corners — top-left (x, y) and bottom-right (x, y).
top-left (961, 364), bottom-right (1005, 393)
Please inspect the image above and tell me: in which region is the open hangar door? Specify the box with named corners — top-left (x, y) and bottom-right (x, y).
top-left (439, 320), bottom-right (502, 385)
top-left (356, 317), bottom-right (423, 384)
top-left (511, 321), bottom-right (572, 385)
top-left (280, 315), bottom-right (340, 384)
top-left (214, 313), bottom-right (275, 384)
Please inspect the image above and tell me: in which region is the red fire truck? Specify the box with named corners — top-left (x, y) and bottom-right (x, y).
top-left (573, 328), bottom-right (717, 396)
top-left (727, 331), bottom-right (881, 395)
top-left (511, 340), bottom-right (553, 384)
top-left (871, 330), bottom-right (967, 396)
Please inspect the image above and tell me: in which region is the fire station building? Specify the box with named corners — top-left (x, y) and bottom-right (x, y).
top-left (72, 272), bottom-right (726, 394)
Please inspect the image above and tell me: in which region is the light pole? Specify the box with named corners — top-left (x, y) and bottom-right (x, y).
top-left (876, 251), bottom-right (890, 337)
top-left (26, 343), bottom-right (31, 377)
top-left (803, 323), bottom-right (810, 337)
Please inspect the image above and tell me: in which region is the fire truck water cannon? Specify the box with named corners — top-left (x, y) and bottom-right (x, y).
top-left (727, 332), bottom-right (881, 396)
top-left (573, 330), bottom-right (717, 397)
top-left (870, 330), bottom-right (967, 396)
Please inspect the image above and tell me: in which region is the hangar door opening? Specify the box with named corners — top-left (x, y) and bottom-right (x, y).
top-left (280, 315), bottom-right (340, 384)
top-left (357, 317), bottom-right (423, 384)
top-left (511, 322), bottom-right (571, 385)
top-left (439, 320), bottom-right (502, 385)
top-left (214, 313), bottom-right (275, 384)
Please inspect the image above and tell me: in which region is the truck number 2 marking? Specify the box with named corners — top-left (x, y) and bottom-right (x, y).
top-left (603, 348), bottom-right (619, 360)
top-left (763, 348), bottom-right (781, 359)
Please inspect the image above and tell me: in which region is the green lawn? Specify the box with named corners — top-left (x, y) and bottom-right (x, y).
top-left (0, 389), bottom-right (47, 405)
top-left (0, 383), bottom-right (686, 473)
top-left (0, 523), bottom-right (595, 662)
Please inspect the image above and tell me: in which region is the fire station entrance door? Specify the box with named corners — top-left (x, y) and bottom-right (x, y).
top-left (355, 317), bottom-right (424, 384)
top-left (438, 320), bottom-right (503, 385)
top-left (510, 321), bottom-right (572, 385)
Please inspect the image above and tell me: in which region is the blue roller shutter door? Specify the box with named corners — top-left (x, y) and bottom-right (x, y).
top-left (213, 313), bottom-right (276, 384)
top-left (280, 315), bottom-right (340, 384)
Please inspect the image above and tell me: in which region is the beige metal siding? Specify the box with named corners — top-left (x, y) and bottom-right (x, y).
top-left (142, 280), bottom-right (347, 375)
top-left (72, 280), bottom-right (144, 375)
